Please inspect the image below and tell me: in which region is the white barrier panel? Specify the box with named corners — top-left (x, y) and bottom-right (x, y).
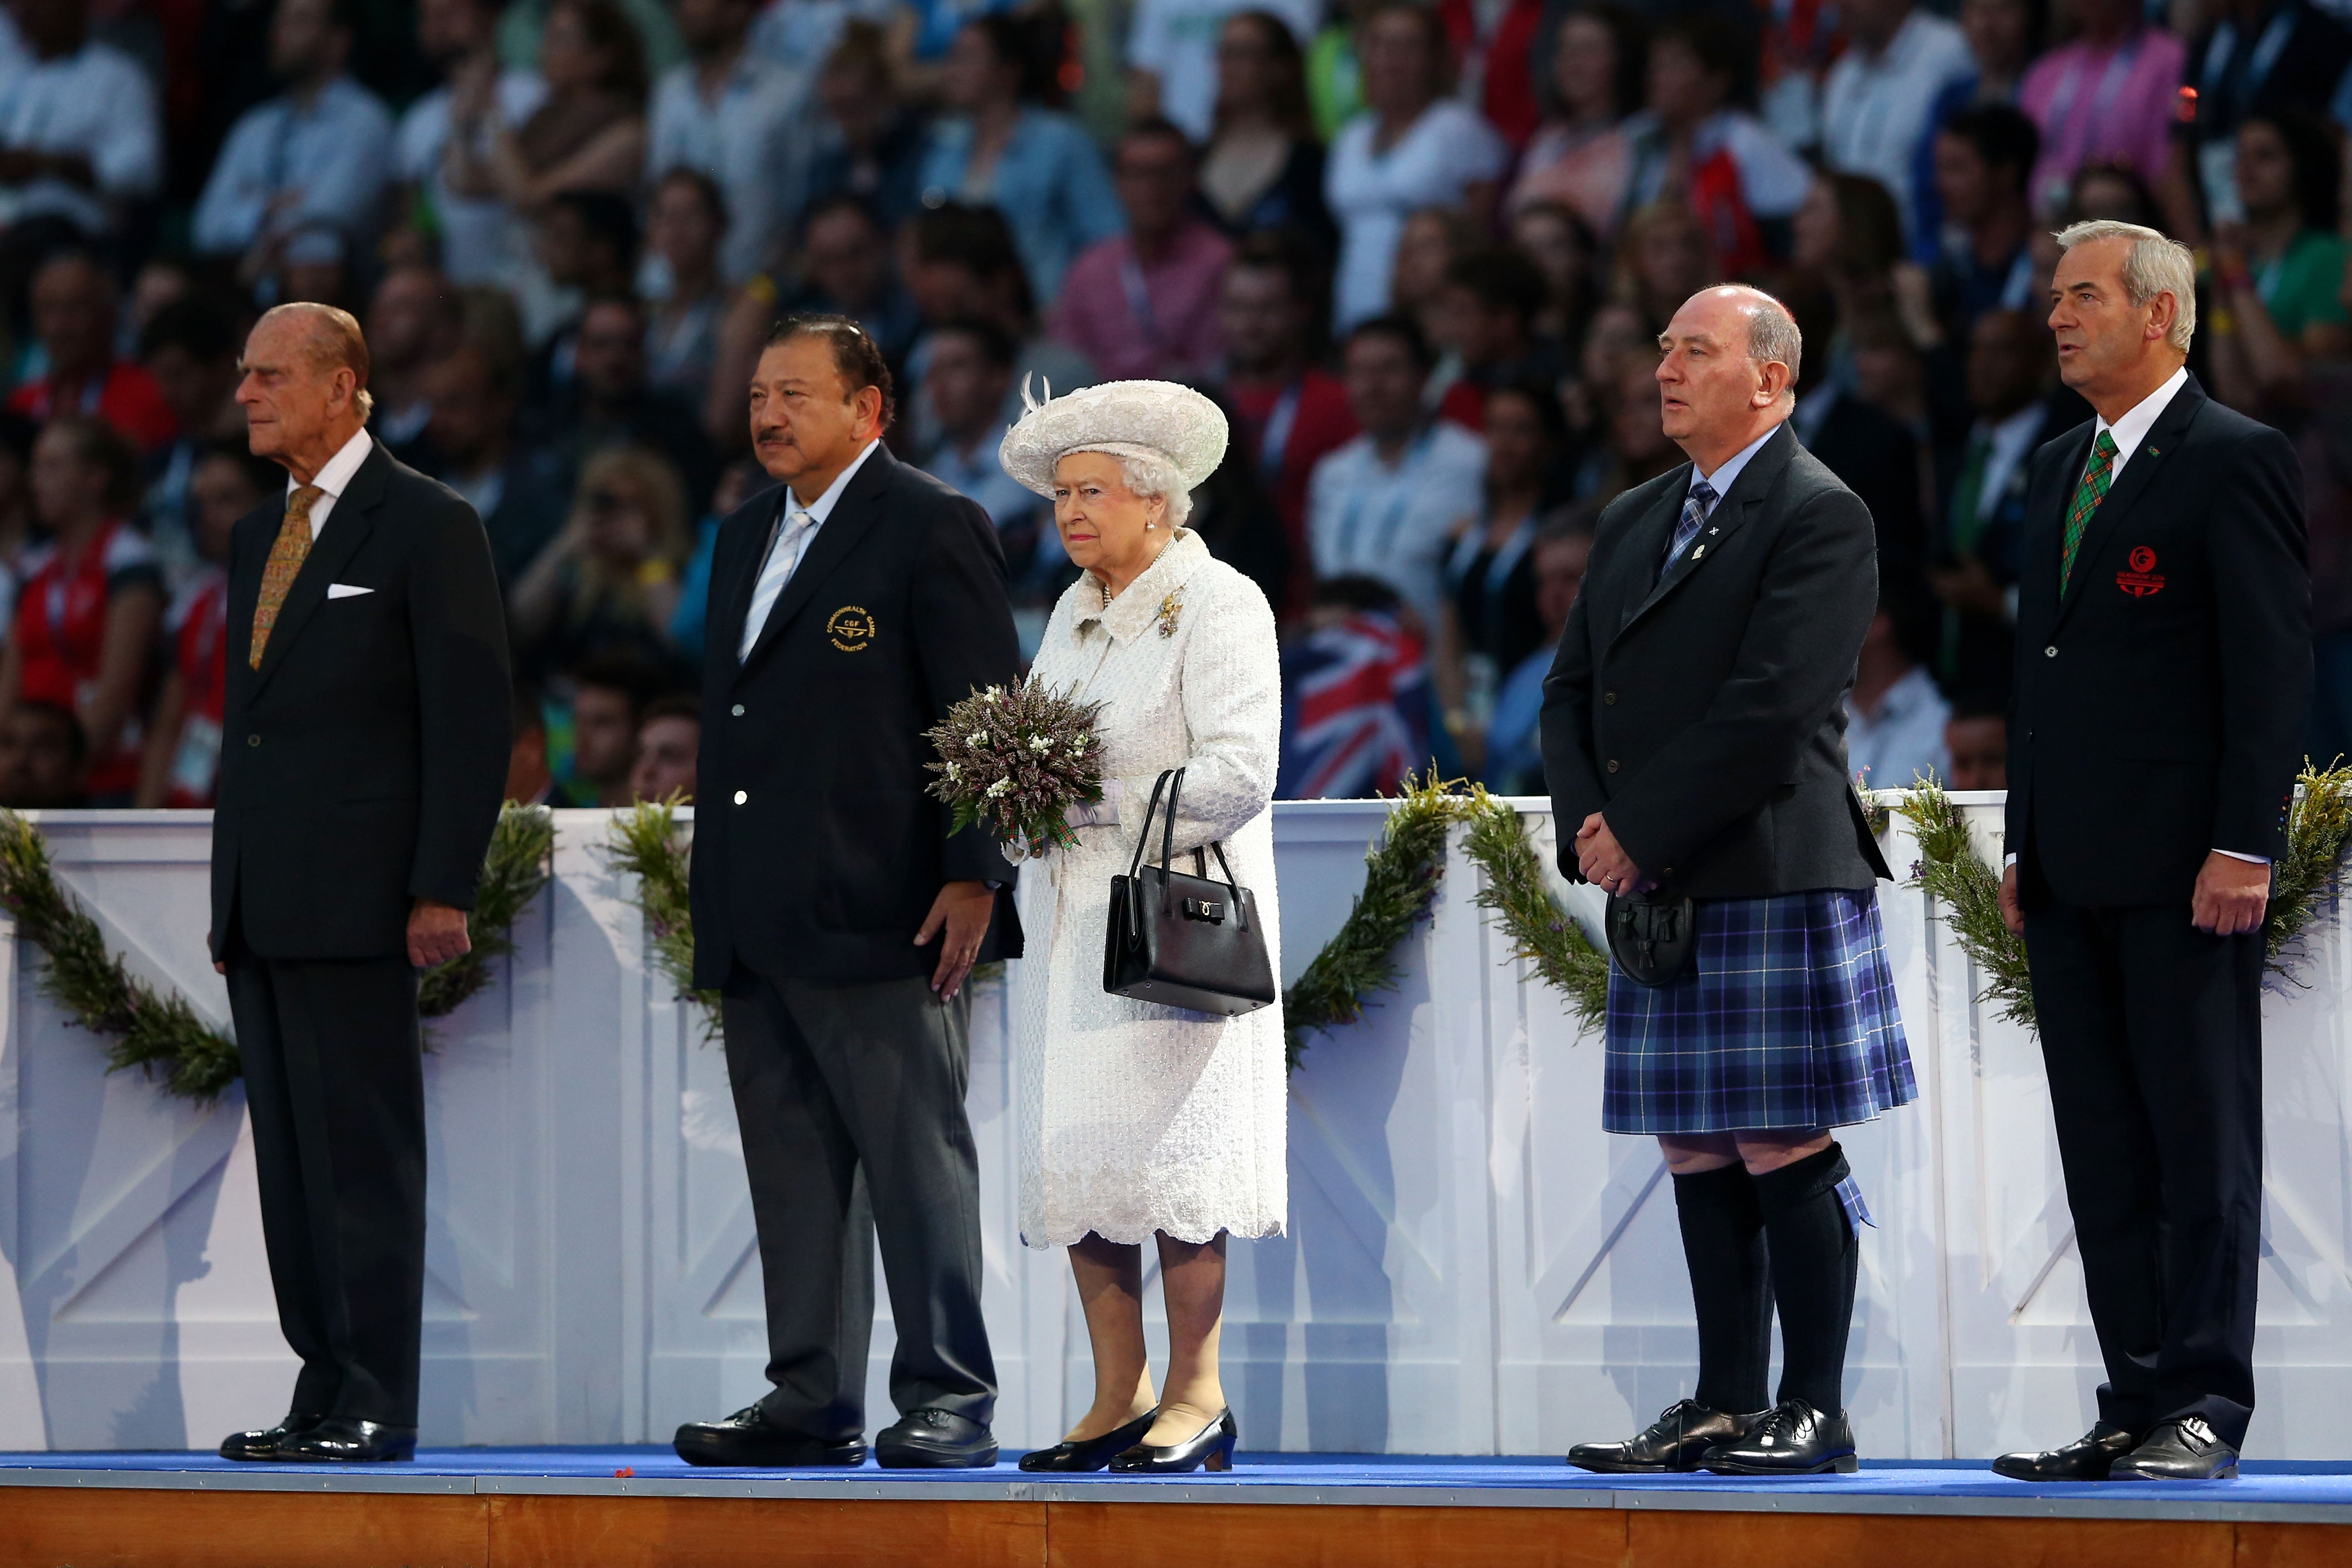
top-left (0, 799), bottom-right (2347, 1458)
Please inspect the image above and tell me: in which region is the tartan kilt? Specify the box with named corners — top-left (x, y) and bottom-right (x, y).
top-left (1601, 887), bottom-right (1915, 1136)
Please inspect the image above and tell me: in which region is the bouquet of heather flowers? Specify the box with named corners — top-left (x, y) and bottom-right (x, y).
top-left (925, 679), bottom-right (1108, 858)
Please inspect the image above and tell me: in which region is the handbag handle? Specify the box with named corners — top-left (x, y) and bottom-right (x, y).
top-left (1126, 767), bottom-right (1250, 933)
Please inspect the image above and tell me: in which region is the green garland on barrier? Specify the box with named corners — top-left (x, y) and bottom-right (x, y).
top-left (1459, 794), bottom-right (1611, 1034)
top-left (606, 797), bottom-right (722, 1035)
top-left (1896, 762), bottom-right (2352, 1035)
top-left (0, 802), bottom-right (554, 1104)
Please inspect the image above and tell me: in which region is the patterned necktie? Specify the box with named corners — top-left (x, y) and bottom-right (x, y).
top-left (738, 507), bottom-right (818, 661)
top-left (1663, 478), bottom-right (1717, 579)
top-left (2058, 430), bottom-right (2120, 596)
top-left (249, 484), bottom-right (324, 668)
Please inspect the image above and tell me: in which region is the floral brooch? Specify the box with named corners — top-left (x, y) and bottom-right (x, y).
top-left (1157, 590), bottom-right (1183, 638)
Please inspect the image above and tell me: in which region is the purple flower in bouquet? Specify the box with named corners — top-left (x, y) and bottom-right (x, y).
top-left (924, 678), bottom-right (1108, 857)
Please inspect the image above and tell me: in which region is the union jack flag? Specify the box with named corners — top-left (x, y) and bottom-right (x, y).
top-left (1277, 609), bottom-right (1429, 799)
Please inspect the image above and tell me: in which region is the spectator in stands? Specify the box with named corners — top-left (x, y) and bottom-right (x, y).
top-left (1789, 300), bottom-right (1930, 633)
top-left (2019, 0), bottom-right (2186, 221)
top-left (0, 416), bottom-right (161, 804)
top-left (539, 293), bottom-right (718, 513)
top-left (626, 691), bottom-right (700, 802)
top-left (666, 454), bottom-right (760, 664)
top-left (1507, 3), bottom-right (1642, 236)
top-left (510, 443), bottom-right (691, 683)
top-left (1820, 0), bottom-right (1973, 244)
top-left (1180, 387), bottom-right (1295, 612)
top-left (564, 648), bottom-right (660, 805)
top-left (1620, 15), bottom-right (1812, 279)
top-left (1196, 10), bottom-right (1333, 250)
top-left (1276, 573), bottom-right (1429, 798)
top-left (1509, 201), bottom-right (1599, 346)
top-left (1928, 308), bottom-right (2053, 700)
top-left (917, 318), bottom-right (1049, 557)
top-left (2206, 108), bottom-right (2351, 417)
top-left (1927, 105), bottom-right (2040, 343)
top-left (1613, 197), bottom-right (1719, 333)
top-left (1326, 2), bottom-right (1507, 328)
top-left (0, 0), bottom-right (162, 288)
top-left (1052, 119), bottom-right (1233, 383)
top-left (1434, 380), bottom-right (1562, 773)
top-left (528, 189), bottom-right (640, 368)
top-left (1216, 230), bottom-right (1357, 613)
top-left (136, 442), bottom-right (275, 808)
top-left (648, 0), bottom-right (802, 284)
top-left (1427, 247), bottom-right (1561, 429)
top-left (398, 0), bottom-right (546, 288)
top-left (0, 701), bottom-right (87, 809)
top-left (1788, 172), bottom-right (1911, 387)
top-left (505, 687), bottom-right (586, 806)
top-left (192, 0), bottom-right (395, 277)
top-left (899, 201), bottom-right (1094, 453)
top-left (1131, 0), bottom-right (1317, 144)
top-left (498, 0), bottom-right (684, 78)
top-left (1907, 0), bottom-right (2043, 254)
top-left (1388, 205), bottom-right (1485, 356)
top-left (444, 0), bottom-right (648, 215)
top-left (1482, 508), bottom-right (1592, 794)
top-left (140, 295), bottom-right (247, 586)
top-left (1590, 358), bottom-right (1677, 503)
top-left (642, 168), bottom-right (729, 402)
top-left (1845, 603), bottom-right (1950, 789)
top-left (781, 195), bottom-right (922, 371)
top-left (0, 415), bottom-right (39, 624)
top-left (9, 251), bottom-right (177, 454)
top-left (1942, 701), bottom-right (2008, 790)
top-left (802, 22), bottom-right (931, 232)
top-left (2185, 0), bottom-right (2352, 223)
top-left (418, 341), bottom-right (567, 585)
top-left (1307, 313), bottom-right (1487, 629)
top-left (918, 13), bottom-right (1122, 305)
top-left (1443, 0), bottom-right (1548, 151)
top-left (367, 265), bottom-right (466, 451)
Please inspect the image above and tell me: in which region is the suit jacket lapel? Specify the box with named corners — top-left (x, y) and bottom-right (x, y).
top-left (2051, 378), bottom-right (2206, 634)
top-left (1613, 422), bottom-right (1798, 645)
top-left (740, 446), bottom-right (895, 671)
top-left (247, 439), bottom-right (386, 701)
top-left (715, 485), bottom-right (786, 676)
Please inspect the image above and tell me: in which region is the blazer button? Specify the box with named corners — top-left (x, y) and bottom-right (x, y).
top-left (733, 789), bottom-right (748, 805)
top-left (246, 734), bottom-right (260, 747)
top-left (1607, 759), bottom-right (1620, 773)
top-left (1603, 691), bottom-right (1617, 705)
top-left (731, 704), bottom-right (745, 716)
top-left (2044, 646), bottom-right (2058, 658)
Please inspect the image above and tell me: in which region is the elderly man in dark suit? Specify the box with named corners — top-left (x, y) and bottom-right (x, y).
top-left (1994, 223), bottom-right (2308, 1484)
top-left (1544, 285), bottom-right (1912, 1479)
top-left (674, 315), bottom-right (1022, 1470)
top-left (211, 303), bottom-right (511, 1464)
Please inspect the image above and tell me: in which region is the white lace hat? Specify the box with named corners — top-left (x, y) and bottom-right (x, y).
top-left (996, 378), bottom-right (1229, 499)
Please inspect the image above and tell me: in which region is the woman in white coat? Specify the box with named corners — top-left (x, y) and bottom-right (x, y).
top-left (998, 381), bottom-right (1286, 1474)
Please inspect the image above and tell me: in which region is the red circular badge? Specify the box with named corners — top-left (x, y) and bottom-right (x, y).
top-left (2128, 546), bottom-right (2157, 573)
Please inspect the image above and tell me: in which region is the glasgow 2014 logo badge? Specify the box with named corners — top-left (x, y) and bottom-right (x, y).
top-left (2116, 547), bottom-right (2165, 598)
top-left (827, 606), bottom-right (877, 652)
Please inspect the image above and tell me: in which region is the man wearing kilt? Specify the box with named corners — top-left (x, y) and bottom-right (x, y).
top-left (1541, 285), bottom-right (1913, 1478)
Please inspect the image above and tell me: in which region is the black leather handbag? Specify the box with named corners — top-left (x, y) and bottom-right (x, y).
top-left (1103, 769), bottom-right (1277, 1016)
top-left (1605, 889), bottom-right (1699, 987)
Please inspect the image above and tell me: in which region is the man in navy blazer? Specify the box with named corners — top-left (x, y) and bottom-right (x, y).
top-left (675, 315), bottom-right (1022, 1470)
top-left (1996, 222), bottom-right (2309, 1483)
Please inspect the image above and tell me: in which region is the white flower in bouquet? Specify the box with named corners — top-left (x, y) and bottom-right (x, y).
top-left (924, 677), bottom-right (1108, 858)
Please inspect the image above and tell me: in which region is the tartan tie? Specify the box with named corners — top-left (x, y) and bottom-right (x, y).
top-left (2058, 430), bottom-right (2119, 596)
top-left (249, 485), bottom-right (324, 668)
top-left (1663, 478), bottom-right (1716, 580)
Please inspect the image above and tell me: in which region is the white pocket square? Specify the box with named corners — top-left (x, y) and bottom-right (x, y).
top-left (326, 583), bottom-right (374, 599)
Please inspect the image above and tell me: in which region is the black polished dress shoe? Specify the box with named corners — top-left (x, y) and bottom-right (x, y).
top-left (273, 1418), bottom-right (416, 1463)
top-left (1018, 1409), bottom-right (1158, 1472)
top-left (1698, 1398), bottom-right (1857, 1475)
top-left (2110, 1416), bottom-right (2239, 1480)
top-left (1567, 1401), bottom-right (1766, 1475)
top-left (1991, 1421), bottom-right (2139, 1482)
top-left (219, 1414), bottom-right (323, 1462)
top-left (673, 1406), bottom-right (868, 1468)
top-left (876, 1408), bottom-right (998, 1469)
top-left (1108, 1408), bottom-right (1237, 1473)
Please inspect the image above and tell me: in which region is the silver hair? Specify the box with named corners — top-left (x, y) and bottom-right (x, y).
top-left (1107, 448), bottom-right (1195, 529)
top-left (2053, 220), bottom-right (2197, 353)
top-left (1738, 288), bottom-right (1803, 395)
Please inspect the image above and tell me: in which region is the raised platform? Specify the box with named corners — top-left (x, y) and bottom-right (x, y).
top-left (3, 1449), bottom-right (2348, 1568)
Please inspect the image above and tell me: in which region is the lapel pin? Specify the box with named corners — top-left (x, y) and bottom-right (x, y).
top-left (1692, 544), bottom-right (1706, 560)
top-left (1708, 526), bottom-right (1719, 535)
top-left (2147, 446), bottom-right (2160, 455)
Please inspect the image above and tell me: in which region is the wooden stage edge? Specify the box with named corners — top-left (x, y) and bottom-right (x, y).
top-left (3, 1471), bottom-right (2351, 1568)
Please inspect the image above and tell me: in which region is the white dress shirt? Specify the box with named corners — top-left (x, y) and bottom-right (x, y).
top-left (192, 77), bottom-right (396, 256)
top-left (285, 426), bottom-right (377, 540)
top-left (647, 51), bottom-right (808, 284)
top-left (1305, 420), bottom-right (1489, 627)
top-left (739, 438), bottom-right (881, 660)
top-left (1819, 8), bottom-right (1973, 238)
top-left (0, 40), bottom-right (163, 233)
top-left (2087, 364), bottom-right (2188, 490)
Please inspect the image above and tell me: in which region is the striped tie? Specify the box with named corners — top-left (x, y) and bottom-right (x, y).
top-left (250, 485), bottom-right (324, 668)
top-left (2058, 430), bottom-right (2119, 596)
top-left (1664, 478), bottom-right (1716, 579)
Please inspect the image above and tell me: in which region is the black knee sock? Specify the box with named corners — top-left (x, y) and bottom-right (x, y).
top-left (1754, 1142), bottom-right (1860, 1416)
top-left (1672, 1163), bottom-right (1772, 1415)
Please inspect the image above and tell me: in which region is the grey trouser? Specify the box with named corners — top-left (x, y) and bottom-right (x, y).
top-left (720, 969), bottom-right (997, 1437)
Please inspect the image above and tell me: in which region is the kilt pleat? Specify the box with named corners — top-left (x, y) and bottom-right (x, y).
top-left (1600, 888), bottom-right (1915, 1136)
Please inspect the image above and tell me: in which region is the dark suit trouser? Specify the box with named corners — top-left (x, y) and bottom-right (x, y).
top-left (2023, 901), bottom-right (2264, 1447)
top-left (225, 939), bottom-right (425, 1428)
top-left (721, 969), bottom-right (996, 1438)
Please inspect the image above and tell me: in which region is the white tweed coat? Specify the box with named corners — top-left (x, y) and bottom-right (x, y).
top-left (1008, 528), bottom-right (1288, 1247)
